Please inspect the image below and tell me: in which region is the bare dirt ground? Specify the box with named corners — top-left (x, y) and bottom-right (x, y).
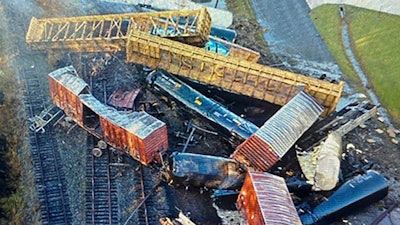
top-left (0, 0), bottom-right (399, 225)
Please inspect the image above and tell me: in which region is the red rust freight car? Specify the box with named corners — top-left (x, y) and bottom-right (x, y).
top-left (231, 91), bottom-right (324, 171)
top-left (48, 66), bottom-right (168, 165)
top-left (237, 171), bottom-right (302, 225)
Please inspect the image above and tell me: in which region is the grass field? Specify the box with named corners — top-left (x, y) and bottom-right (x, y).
top-left (225, 0), bottom-right (267, 47)
top-left (311, 5), bottom-right (400, 122)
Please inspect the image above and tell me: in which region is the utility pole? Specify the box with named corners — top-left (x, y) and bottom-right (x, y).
top-left (214, 0), bottom-right (219, 8)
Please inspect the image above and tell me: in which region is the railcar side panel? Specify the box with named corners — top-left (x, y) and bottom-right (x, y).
top-left (237, 172), bottom-right (302, 225)
top-left (48, 66), bottom-right (89, 126)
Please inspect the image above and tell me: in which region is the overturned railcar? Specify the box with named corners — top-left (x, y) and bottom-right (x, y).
top-left (231, 91), bottom-right (324, 171)
top-left (237, 171), bottom-right (302, 225)
top-left (146, 70), bottom-right (259, 140)
top-left (168, 152), bottom-right (245, 190)
top-left (48, 66), bottom-right (168, 165)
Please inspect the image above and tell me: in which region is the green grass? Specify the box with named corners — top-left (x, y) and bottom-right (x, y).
top-left (225, 0), bottom-right (267, 48)
top-left (311, 5), bottom-right (400, 122)
top-left (310, 5), bottom-right (359, 88)
top-left (225, 0), bottom-right (257, 20)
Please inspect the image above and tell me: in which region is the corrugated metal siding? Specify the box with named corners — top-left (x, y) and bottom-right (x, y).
top-left (79, 93), bottom-right (167, 164)
top-left (48, 66), bottom-right (88, 96)
top-left (237, 172), bottom-right (302, 225)
top-left (231, 91), bottom-right (323, 171)
top-left (232, 136), bottom-right (280, 171)
top-left (256, 91), bottom-right (323, 157)
top-left (48, 67), bottom-right (86, 125)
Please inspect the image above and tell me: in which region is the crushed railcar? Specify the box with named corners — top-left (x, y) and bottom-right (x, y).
top-left (237, 171), bottom-right (302, 225)
top-left (48, 66), bottom-right (168, 165)
top-left (231, 91), bottom-right (324, 171)
top-left (26, 8), bottom-right (212, 51)
top-left (166, 152), bottom-right (245, 190)
top-left (146, 70), bottom-right (259, 140)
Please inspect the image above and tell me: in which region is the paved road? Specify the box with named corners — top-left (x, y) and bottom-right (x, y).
top-left (249, 0), bottom-right (335, 64)
top-left (100, 0), bottom-right (232, 27)
top-left (247, 0), bottom-right (345, 85)
top-left (306, 0), bottom-right (400, 15)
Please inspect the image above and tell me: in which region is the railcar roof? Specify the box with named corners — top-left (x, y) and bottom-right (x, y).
top-left (79, 93), bottom-right (165, 138)
top-left (48, 66), bottom-right (89, 96)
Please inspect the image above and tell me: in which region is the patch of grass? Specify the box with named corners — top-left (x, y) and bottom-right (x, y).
top-left (346, 6), bottom-right (400, 121)
top-left (310, 5), bottom-right (359, 87)
top-left (225, 0), bottom-right (268, 49)
top-left (225, 0), bottom-right (257, 20)
top-left (311, 5), bottom-right (400, 122)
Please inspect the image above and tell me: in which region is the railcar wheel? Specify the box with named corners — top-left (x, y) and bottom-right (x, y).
top-left (92, 147), bottom-right (102, 157)
top-left (98, 140), bottom-right (107, 150)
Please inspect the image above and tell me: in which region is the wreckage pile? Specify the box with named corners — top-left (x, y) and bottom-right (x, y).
top-left (25, 5), bottom-right (394, 225)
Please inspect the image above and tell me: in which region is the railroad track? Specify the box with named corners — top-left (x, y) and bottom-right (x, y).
top-left (125, 164), bottom-right (171, 225)
top-left (85, 135), bottom-right (118, 225)
top-left (137, 165), bottom-right (158, 225)
top-left (21, 58), bottom-right (72, 225)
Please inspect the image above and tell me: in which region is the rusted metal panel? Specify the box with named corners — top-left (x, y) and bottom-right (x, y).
top-left (231, 91), bottom-right (324, 171)
top-left (26, 8), bottom-right (211, 52)
top-left (237, 172), bottom-right (302, 225)
top-left (126, 29), bottom-right (344, 117)
top-left (108, 89), bottom-right (141, 109)
top-left (232, 136), bottom-right (280, 171)
top-left (79, 93), bottom-right (167, 164)
top-left (48, 66), bottom-right (89, 125)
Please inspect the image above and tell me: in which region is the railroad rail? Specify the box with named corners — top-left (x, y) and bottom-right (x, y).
top-left (124, 164), bottom-right (171, 225)
top-left (26, 8), bottom-right (211, 52)
top-left (21, 56), bottom-right (72, 224)
top-left (85, 135), bottom-right (118, 225)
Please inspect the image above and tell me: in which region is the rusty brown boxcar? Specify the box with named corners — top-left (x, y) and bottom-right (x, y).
top-left (48, 66), bottom-right (168, 165)
top-left (237, 171), bottom-right (302, 225)
top-left (231, 91), bottom-right (324, 171)
top-left (48, 66), bottom-right (89, 127)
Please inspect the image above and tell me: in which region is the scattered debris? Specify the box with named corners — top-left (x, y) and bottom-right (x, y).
top-left (296, 100), bottom-right (378, 191)
top-left (375, 128), bottom-right (384, 134)
top-left (370, 201), bottom-right (399, 225)
top-left (108, 88), bottom-right (141, 109)
top-left (387, 128), bottom-right (397, 138)
top-left (28, 105), bottom-right (62, 133)
top-left (175, 211), bottom-right (197, 225)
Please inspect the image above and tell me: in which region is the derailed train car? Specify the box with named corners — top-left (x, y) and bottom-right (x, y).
top-left (166, 91), bottom-right (324, 189)
top-left (146, 70), bottom-right (259, 140)
top-left (237, 171), bottom-right (302, 225)
top-left (48, 66), bottom-right (168, 165)
top-left (231, 91), bottom-right (324, 171)
top-left (166, 152), bottom-right (246, 190)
